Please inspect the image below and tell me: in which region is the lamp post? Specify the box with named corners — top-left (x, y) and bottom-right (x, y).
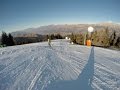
top-left (87, 26), bottom-right (94, 46)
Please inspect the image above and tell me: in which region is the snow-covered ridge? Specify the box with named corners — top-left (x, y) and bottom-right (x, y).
top-left (0, 39), bottom-right (120, 90)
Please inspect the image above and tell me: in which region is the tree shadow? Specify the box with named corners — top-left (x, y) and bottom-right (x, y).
top-left (46, 47), bottom-right (94, 90)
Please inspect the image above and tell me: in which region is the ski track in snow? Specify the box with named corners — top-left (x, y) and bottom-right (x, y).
top-left (0, 39), bottom-right (120, 90)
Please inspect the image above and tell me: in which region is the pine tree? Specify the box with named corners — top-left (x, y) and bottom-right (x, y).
top-left (8, 33), bottom-right (15, 46)
top-left (1, 32), bottom-right (15, 46)
top-left (75, 34), bottom-right (84, 45)
top-left (1, 31), bottom-right (8, 46)
top-left (70, 33), bottom-right (76, 43)
top-left (115, 37), bottom-right (120, 47)
top-left (110, 31), bottom-right (117, 46)
top-left (102, 28), bottom-right (110, 47)
top-left (91, 28), bottom-right (110, 47)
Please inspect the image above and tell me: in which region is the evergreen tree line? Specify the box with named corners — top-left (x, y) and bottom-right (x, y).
top-left (47, 33), bottom-right (63, 40)
top-left (1, 29), bottom-right (119, 48)
top-left (0, 32), bottom-right (15, 46)
top-left (69, 28), bottom-right (120, 48)
top-left (0, 32), bottom-right (64, 46)
top-left (14, 33), bottom-right (63, 45)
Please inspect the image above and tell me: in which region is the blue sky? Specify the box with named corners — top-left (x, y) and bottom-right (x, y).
top-left (0, 0), bottom-right (120, 33)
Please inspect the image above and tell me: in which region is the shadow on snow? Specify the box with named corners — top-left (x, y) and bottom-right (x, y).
top-left (46, 47), bottom-right (94, 90)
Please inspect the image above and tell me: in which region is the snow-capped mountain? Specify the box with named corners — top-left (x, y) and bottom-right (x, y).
top-left (11, 23), bottom-right (120, 37)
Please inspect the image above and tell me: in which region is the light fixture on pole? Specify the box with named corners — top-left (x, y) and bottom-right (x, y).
top-left (88, 26), bottom-right (94, 33)
top-left (87, 26), bottom-right (94, 46)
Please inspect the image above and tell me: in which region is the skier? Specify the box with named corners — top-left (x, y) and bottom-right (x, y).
top-left (48, 39), bottom-right (51, 46)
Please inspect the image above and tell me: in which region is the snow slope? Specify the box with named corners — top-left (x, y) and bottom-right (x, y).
top-left (0, 39), bottom-right (120, 90)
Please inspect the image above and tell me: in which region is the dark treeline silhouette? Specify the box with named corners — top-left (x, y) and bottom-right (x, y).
top-left (1, 32), bottom-right (15, 46)
top-left (48, 33), bottom-right (63, 40)
top-left (13, 33), bottom-right (64, 45)
top-left (0, 32), bottom-right (64, 46)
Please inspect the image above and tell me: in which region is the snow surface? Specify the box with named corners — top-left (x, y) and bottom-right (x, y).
top-left (0, 39), bottom-right (120, 90)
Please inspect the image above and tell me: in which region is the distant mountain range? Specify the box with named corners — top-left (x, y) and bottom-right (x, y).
top-left (11, 23), bottom-right (120, 37)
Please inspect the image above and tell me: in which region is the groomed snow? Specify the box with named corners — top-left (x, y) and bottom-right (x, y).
top-left (0, 39), bottom-right (120, 90)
